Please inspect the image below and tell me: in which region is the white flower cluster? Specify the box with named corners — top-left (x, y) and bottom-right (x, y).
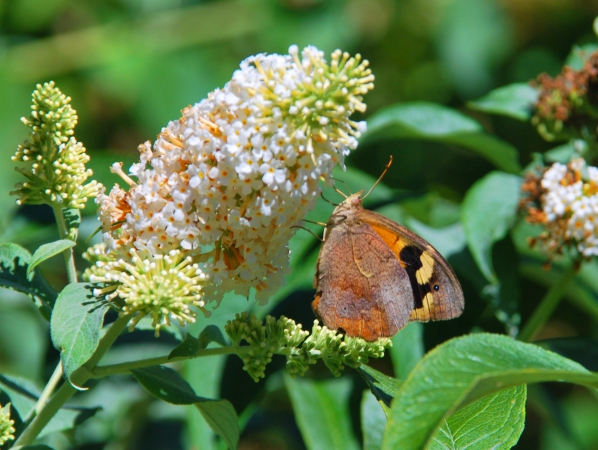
top-left (96, 45), bottom-right (374, 311)
top-left (542, 158), bottom-right (598, 256)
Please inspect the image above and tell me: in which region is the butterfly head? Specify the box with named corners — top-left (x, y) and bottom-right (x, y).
top-left (325, 190), bottom-right (365, 229)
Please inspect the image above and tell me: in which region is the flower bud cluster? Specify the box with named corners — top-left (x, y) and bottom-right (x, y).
top-left (521, 158), bottom-right (598, 260)
top-left (225, 312), bottom-right (309, 381)
top-left (292, 320), bottom-right (391, 377)
top-left (89, 248), bottom-right (208, 336)
top-left (224, 312), bottom-right (391, 381)
top-left (0, 403), bottom-right (15, 446)
top-left (95, 45), bottom-right (374, 320)
top-left (12, 82), bottom-right (101, 209)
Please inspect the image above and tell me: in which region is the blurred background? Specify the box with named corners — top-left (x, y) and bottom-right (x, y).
top-left (2, 0), bottom-right (598, 449)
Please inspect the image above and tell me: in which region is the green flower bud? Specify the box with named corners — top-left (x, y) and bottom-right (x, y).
top-left (12, 81), bottom-right (101, 209)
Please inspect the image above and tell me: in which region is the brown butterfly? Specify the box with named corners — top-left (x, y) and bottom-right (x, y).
top-left (312, 162), bottom-right (464, 341)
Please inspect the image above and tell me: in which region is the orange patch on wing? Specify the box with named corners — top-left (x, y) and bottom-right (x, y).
top-left (334, 308), bottom-right (389, 342)
top-left (368, 223), bottom-right (408, 265)
top-left (312, 294), bottom-right (321, 310)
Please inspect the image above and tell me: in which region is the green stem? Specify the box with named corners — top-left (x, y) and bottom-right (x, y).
top-left (32, 363), bottom-right (63, 417)
top-left (518, 264), bottom-right (577, 342)
top-left (52, 205), bottom-right (77, 284)
top-left (91, 346), bottom-right (244, 378)
top-left (14, 380), bottom-right (77, 447)
top-left (84, 314), bottom-right (132, 369)
top-left (13, 314), bottom-right (131, 446)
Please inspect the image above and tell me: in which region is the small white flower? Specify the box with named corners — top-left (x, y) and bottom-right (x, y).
top-left (541, 158), bottom-right (598, 257)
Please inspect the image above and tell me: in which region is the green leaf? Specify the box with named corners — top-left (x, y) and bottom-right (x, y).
top-left (194, 400), bottom-right (240, 450)
top-left (168, 334), bottom-right (201, 359)
top-left (391, 322), bottom-right (424, 381)
top-left (362, 102), bottom-right (521, 173)
top-left (19, 445), bottom-right (55, 450)
top-left (382, 333), bottom-right (598, 450)
top-left (359, 365), bottom-right (402, 412)
top-left (27, 239), bottom-right (76, 277)
top-left (0, 243), bottom-right (57, 319)
top-left (50, 283), bottom-right (107, 389)
top-left (468, 83), bottom-right (538, 121)
top-left (365, 102), bottom-right (479, 138)
top-left (131, 366), bottom-right (239, 449)
top-left (448, 133), bottom-right (521, 174)
top-left (198, 324), bottom-right (228, 349)
top-left (544, 140), bottom-right (587, 164)
top-left (362, 390), bottom-right (387, 450)
top-left (403, 221), bottom-right (466, 260)
top-left (461, 171), bottom-right (521, 282)
top-left (564, 43), bottom-right (598, 70)
top-left (285, 373), bottom-right (360, 450)
top-left (429, 386), bottom-right (527, 450)
top-left (131, 365), bottom-right (201, 405)
top-left (0, 374), bottom-right (42, 422)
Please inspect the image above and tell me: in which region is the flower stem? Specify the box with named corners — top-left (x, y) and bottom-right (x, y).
top-left (14, 379), bottom-right (77, 447)
top-left (13, 314), bottom-right (131, 446)
top-left (32, 363), bottom-right (63, 418)
top-left (90, 346), bottom-right (244, 378)
top-left (518, 264), bottom-right (577, 342)
top-left (52, 205), bottom-right (77, 284)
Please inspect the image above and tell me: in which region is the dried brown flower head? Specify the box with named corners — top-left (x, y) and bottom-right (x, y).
top-left (532, 51), bottom-right (598, 141)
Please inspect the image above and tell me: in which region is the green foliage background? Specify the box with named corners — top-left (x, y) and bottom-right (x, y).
top-left (2, 0), bottom-right (598, 449)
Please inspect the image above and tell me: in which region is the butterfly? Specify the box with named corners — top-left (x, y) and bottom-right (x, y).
top-left (312, 163), bottom-right (464, 341)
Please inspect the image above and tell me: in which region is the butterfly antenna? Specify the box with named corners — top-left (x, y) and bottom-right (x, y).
top-left (320, 191), bottom-right (339, 206)
top-left (291, 224), bottom-right (324, 242)
top-left (304, 218), bottom-right (328, 227)
top-left (330, 176), bottom-right (351, 196)
top-left (363, 155), bottom-right (393, 200)
top-left (334, 187), bottom-right (349, 199)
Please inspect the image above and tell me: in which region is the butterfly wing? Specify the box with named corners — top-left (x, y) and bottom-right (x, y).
top-left (359, 209), bottom-right (465, 323)
top-left (313, 219), bottom-right (414, 341)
